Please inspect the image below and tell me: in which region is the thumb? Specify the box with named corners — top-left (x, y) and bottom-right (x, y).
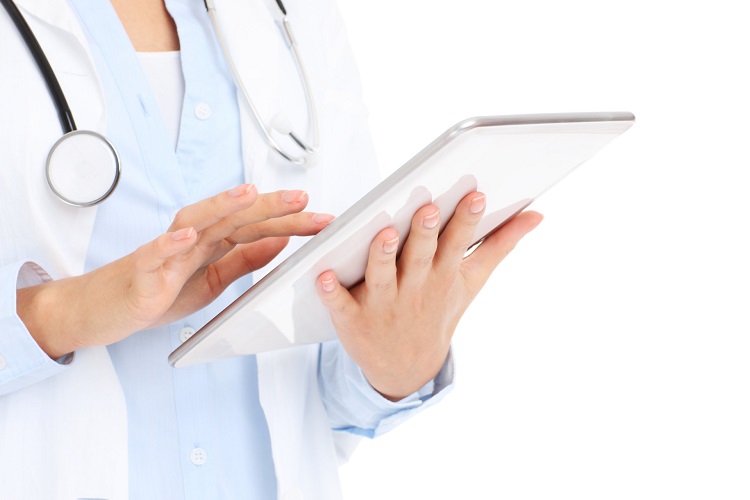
top-left (209, 237), bottom-right (290, 293)
top-left (316, 271), bottom-right (360, 329)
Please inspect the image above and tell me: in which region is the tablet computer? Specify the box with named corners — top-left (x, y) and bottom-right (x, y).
top-left (170, 112), bottom-right (635, 367)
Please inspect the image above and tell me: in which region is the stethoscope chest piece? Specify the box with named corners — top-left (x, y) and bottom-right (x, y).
top-left (46, 130), bottom-right (121, 207)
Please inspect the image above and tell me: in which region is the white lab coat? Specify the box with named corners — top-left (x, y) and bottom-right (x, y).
top-left (0, 0), bottom-right (379, 498)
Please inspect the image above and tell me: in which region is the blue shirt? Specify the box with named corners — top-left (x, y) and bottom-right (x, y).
top-left (0, 0), bottom-right (453, 498)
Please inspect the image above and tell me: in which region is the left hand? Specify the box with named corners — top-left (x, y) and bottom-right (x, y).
top-left (316, 192), bottom-right (543, 401)
top-left (17, 185), bottom-right (332, 359)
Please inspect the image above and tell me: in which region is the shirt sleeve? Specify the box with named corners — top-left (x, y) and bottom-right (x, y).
top-left (0, 261), bottom-right (72, 396)
top-left (317, 340), bottom-right (455, 438)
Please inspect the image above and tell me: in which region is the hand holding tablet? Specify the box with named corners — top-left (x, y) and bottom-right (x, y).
top-left (170, 112), bottom-right (635, 368)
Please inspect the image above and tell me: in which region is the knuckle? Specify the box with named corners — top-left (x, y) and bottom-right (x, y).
top-left (436, 273), bottom-right (458, 292)
top-left (324, 292), bottom-right (348, 313)
top-left (411, 255), bottom-right (434, 270)
top-left (226, 213), bottom-right (246, 231)
top-left (206, 195), bottom-right (223, 216)
top-left (371, 279), bottom-right (396, 292)
top-left (450, 238), bottom-right (474, 255)
top-left (250, 225), bottom-right (265, 240)
top-left (415, 227), bottom-right (438, 240)
top-left (131, 245), bottom-right (149, 267)
top-left (150, 234), bottom-right (169, 255)
top-left (373, 253), bottom-right (395, 266)
top-left (330, 300), bottom-right (349, 314)
top-left (464, 213), bottom-right (482, 226)
top-left (253, 226), bottom-right (269, 239)
top-left (254, 193), bottom-right (272, 213)
top-left (171, 210), bottom-right (188, 229)
top-left (210, 191), bottom-right (223, 209)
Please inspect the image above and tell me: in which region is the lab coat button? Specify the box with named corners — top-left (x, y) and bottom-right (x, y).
top-left (194, 103), bottom-right (212, 120)
top-left (0, 354), bottom-right (6, 370)
top-left (189, 447), bottom-right (207, 465)
top-left (179, 327), bottom-right (196, 343)
top-left (282, 488), bottom-right (304, 500)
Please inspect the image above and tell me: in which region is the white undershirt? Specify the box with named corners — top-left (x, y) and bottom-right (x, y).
top-left (137, 51), bottom-right (184, 150)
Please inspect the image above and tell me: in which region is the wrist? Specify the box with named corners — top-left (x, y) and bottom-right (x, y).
top-left (16, 279), bottom-right (83, 359)
top-left (364, 351), bottom-right (449, 402)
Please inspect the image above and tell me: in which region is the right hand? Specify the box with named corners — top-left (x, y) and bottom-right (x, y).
top-left (17, 184), bottom-right (332, 359)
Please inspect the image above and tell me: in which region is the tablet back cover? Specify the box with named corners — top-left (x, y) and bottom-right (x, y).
top-left (170, 112), bottom-right (634, 367)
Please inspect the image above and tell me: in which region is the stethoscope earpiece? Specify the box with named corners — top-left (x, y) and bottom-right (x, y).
top-left (207, 3), bottom-right (319, 166)
top-left (270, 113), bottom-right (294, 135)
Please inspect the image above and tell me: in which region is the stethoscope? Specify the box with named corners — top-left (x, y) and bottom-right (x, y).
top-left (0, 0), bottom-right (318, 208)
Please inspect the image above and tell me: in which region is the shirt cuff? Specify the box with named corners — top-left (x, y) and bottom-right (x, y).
top-left (318, 341), bottom-right (455, 438)
top-left (0, 261), bottom-right (71, 396)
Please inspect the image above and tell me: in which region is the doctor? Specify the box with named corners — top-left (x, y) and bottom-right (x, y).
top-left (0, 0), bottom-right (542, 498)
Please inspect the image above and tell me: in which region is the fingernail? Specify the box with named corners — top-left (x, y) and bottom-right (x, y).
top-left (228, 184), bottom-right (253, 198)
top-left (171, 227), bottom-right (194, 241)
top-left (423, 210), bottom-right (439, 229)
top-left (321, 277), bottom-right (336, 292)
top-left (383, 236), bottom-right (399, 254)
top-left (469, 195), bottom-right (486, 214)
top-left (313, 213), bottom-right (335, 224)
top-left (282, 190), bottom-right (307, 203)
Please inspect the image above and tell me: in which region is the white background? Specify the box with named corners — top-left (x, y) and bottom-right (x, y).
top-left (333, 0), bottom-right (750, 499)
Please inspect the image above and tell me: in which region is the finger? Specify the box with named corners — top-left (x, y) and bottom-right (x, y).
top-left (461, 210), bottom-right (543, 293)
top-left (363, 227), bottom-right (400, 305)
top-left (433, 192), bottom-right (487, 274)
top-left (132, 227), bottom-right (198, 274)
top-left (226, 212), bottom-right (335, 244)
top-left (170, 184), bottom-right (258, 232)
top-left (397, 204), bottom-right (440, 290)
top-left (197, 189), bottom-right (311, 245)
top-left (205, 237), bottom-right (290, 296)
top-left (316, 270), bottom-right (361, 332)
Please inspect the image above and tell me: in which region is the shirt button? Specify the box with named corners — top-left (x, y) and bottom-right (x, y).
top-left (179, 327), bottom-right (196, 343)
top-left (194, 103), bottom-right (212, 120)
top-left (0, 355), bottom-right (7, 370)
top-left (189, 447), bottom-right (207, 466)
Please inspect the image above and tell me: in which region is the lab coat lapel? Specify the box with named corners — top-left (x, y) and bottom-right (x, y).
top-left (13, 0), bottom-right (82, 37)
top-left (225, 3), bottom-right (344, 496)
top-left (14, 0), bottom-right (107, 134)
top-left (212, 0), bottom-right (280, 188)
top-left (0, 5), bottom-right (127, 499)
top-left (3, 0), bottom-right (104, 278)
top-left (257, 345), bottom-right (345, 500)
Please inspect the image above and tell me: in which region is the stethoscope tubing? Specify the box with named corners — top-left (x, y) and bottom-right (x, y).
top-left (205, 0), bottom-right (319, 165)
top-left (0, 0), bottom-right (77, 134)
top-left (3, 0), bottom-right (317, 207)
top-left (281, 17), bottom-right (320, 155)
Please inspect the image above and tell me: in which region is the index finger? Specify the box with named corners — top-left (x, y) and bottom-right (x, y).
top-left (169, 184), bottom-right (259, 233)
top-left (197, 189), bottom-right (311, 244)
top-left (460, 210), bottom-right (543, 293)
top-left (433, 191), bottom-right (487, 275)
